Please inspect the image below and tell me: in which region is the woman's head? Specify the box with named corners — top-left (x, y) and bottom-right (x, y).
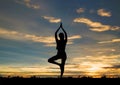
top-left (59, 32), bottom-right (64, 40)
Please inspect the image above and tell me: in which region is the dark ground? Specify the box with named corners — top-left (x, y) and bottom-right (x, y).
top-left (0, 77), bottom-right (120, 85)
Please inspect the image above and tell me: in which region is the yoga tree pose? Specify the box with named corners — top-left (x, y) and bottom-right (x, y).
top-left (48, 22), bottom-right (68, 78)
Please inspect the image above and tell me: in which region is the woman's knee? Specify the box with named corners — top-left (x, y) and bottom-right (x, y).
top-left (48, 58), bottom-right (51, 63)
top-left (48, 58), bottom-right (54, 63)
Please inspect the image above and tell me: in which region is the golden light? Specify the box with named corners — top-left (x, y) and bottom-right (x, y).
top-left (88, 65), bottom-right (101, 72)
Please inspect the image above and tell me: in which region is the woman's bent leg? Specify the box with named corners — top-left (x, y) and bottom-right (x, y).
top-left (48, 55), bottom-right (60, 66)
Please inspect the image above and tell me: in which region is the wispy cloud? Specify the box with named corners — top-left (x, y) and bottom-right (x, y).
top-left (25, 34), bottom-right (55, 44)
top-left (98, 38), bottom-right (120, 44)
top-left (42, 16), bottom-right (61, 23)
top-left (97, 9), bottom-right (111, 17)
top-left (73, 17), bottom-right (120, 32)
top-left (0, 28), bottom-right (55, 46)
top-left (0, 28), bottom-right (23, 40)
top-left (67, 35), bottom-right (82, 44)
top-left (0, 65), bottom-right (55, 77)
top-left (0, 28), bottom-right (81, 46)
top-left (103, 64), bottom-right (120, 69)
top-left (70, 54), bottom-right (120, 70)
top-left (76, 8), bottom-right (85, 13)
top-left (15, 0), bottom-right (40, 9)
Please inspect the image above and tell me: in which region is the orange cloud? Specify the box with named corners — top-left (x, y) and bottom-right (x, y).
top-left (16, 0), bottom-right (40, 9)
top-left (73, 17), bottom-right (120, 32)
top-left (0, 28), bottom-right (81, 46)
top-left (97, 9), bottom-right (111, 17)
top-left (42, 16), bottom-right (61, 23)
top-left (98, 38), bottom-right (120, 44)
top-left (76, 8), bottom-right (85, 13)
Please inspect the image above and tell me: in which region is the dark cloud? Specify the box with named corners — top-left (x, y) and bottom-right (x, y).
top-left (103, 64), bottom-right (120, 69)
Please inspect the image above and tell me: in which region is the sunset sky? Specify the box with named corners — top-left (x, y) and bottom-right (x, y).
top-left (0, 0), bottom-right (120, 78)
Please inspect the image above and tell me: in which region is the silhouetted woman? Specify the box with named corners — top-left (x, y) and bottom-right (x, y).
top-left (48, 23), bottom-right (67, 78)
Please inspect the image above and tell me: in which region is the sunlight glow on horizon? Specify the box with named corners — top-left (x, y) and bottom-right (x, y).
top-left (0, 60), bottom-right (120, 78)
